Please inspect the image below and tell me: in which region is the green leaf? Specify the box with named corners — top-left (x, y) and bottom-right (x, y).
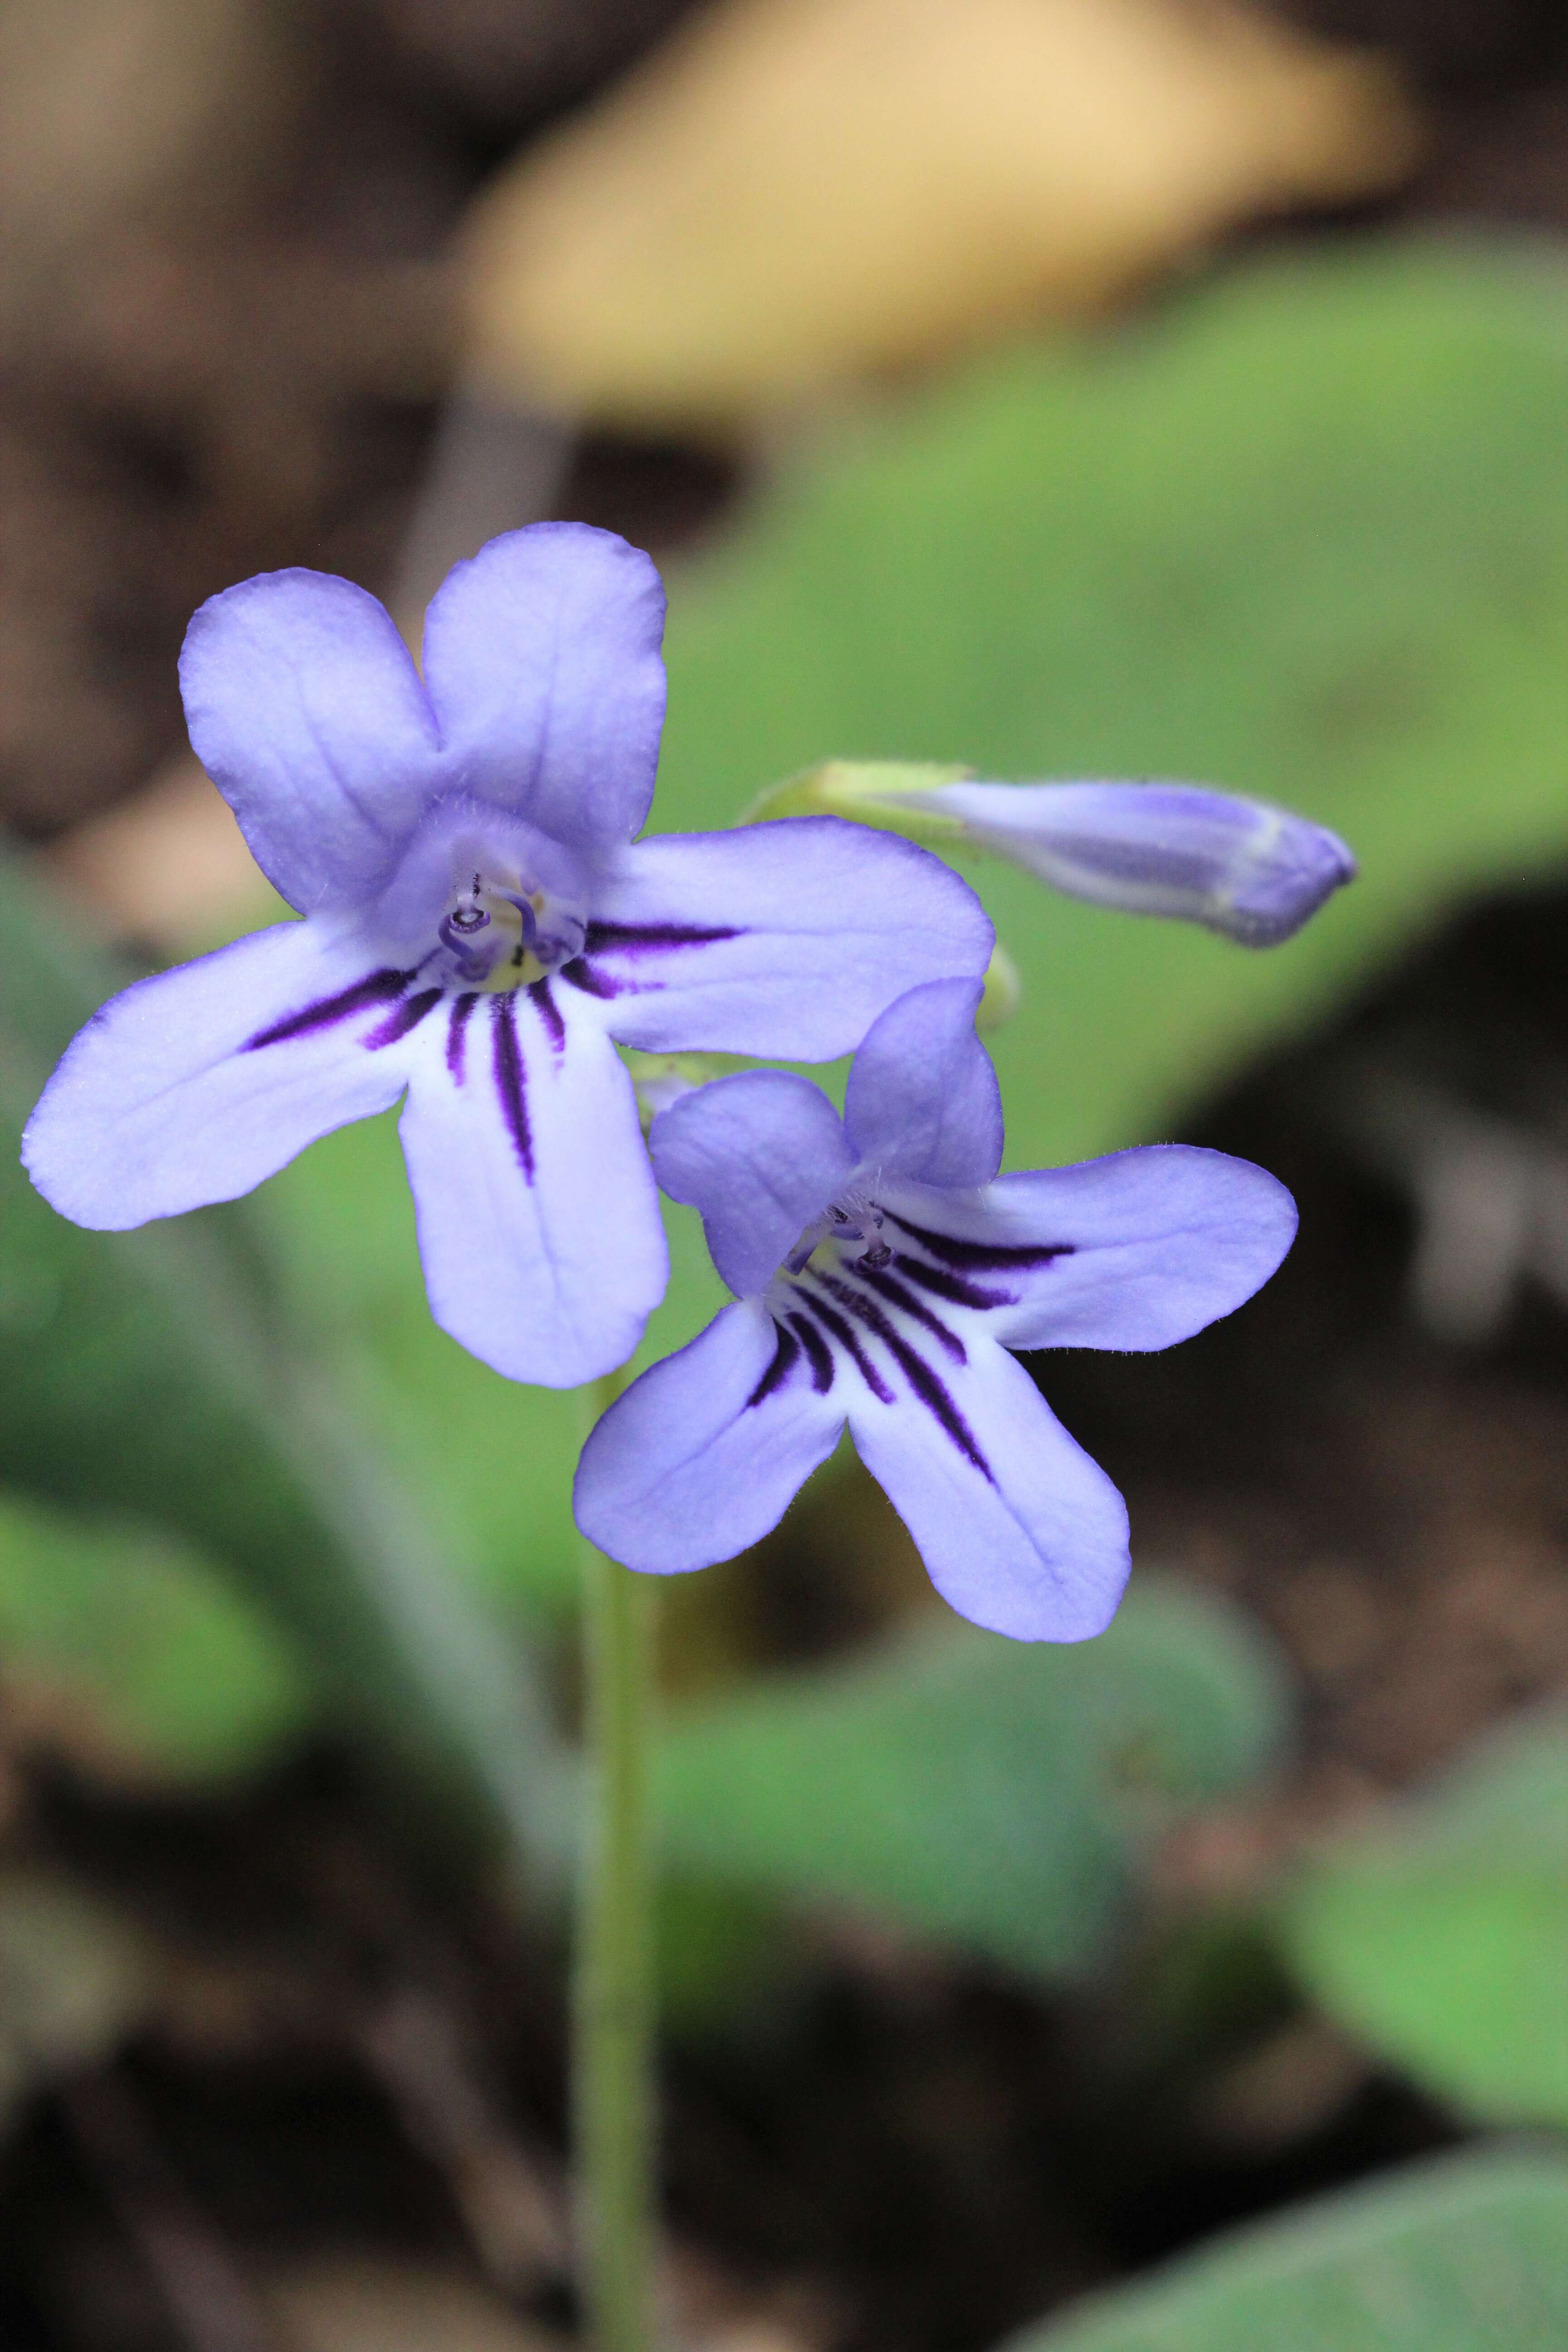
top-left (1281, 1710), bottom-right (1568, 2128)
top-left (0, 851), bottom-right (564, 1870)
top-left (0, 1491), bottom-right (304, 1779)
top-left (657, 240), bottom-right (1568, 1171)
top-left (657, 1578), bottom-right (1287, 1980)
top-left (0, 1870), bottom-right (156, 2130)
top-left (1000, 2146), bottom-right (1568, 2352)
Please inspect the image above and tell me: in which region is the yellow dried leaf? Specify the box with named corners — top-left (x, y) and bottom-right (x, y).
top-left (462, 0), bottom-right (1424, 435)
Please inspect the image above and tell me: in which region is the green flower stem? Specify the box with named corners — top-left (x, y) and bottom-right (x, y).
top-left (574, 1364), bottom-right (658, 2352)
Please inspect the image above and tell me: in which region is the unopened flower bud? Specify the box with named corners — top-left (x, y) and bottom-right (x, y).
top-left (882, 779), bottom-right (1355, 947)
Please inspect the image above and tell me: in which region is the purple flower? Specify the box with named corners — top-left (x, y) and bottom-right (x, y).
top-left (882, 778), bottom-right (1356, 946)
top-left (573, 980), bottom-right (1296, 1639)
top-left (23, 526), bottom-right (992, 1387)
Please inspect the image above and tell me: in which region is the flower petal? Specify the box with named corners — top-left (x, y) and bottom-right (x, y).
top-left (573, 1301), bottom-right (845, 1572)
top-left (580, 817), bottom-right (995, 1056)
top-left (650, 1072), bottom-right (853, 1299)
top-left (846, 1335), bottom-right (1130, 1641)
top-left (878, 1146), bottom-right (1297, 1353)
top-left (915, 780), bottom-right (1355, 946)
top-left (421, 524), bottom-right (666, 853)
top-left (396, 979), bottom-right (667, 1386)
top-left (180, 572), bottom-right (440, 911)
top-left (22, 919), bottom-right (419, 1227)
top-left (843, 978), bottom-right (1001, 1187)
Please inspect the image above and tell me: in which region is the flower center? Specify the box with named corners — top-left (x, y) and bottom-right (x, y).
top-left (786, 1183), bottom-right (891, 1276)
top-left (435, 859), bottom-right (588, 991)
top-left (372, 802), bottom-right (595, 995)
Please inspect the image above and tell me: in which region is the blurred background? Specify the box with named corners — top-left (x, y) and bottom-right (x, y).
top-left (4, 1), bottom-right (1568, 2347)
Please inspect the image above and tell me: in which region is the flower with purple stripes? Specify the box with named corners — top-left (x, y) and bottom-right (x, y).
top-left (22, 525), bottom-right (993, 1387)
top-left (573, 980), bottom-right (1298, 1639)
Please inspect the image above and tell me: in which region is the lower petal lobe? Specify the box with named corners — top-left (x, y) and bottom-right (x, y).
top-left (913, 1149), bottom-right (1298, 1353)
top-left (23, 919), bottom-right (417, 1229)
top-left (848, 1341), bottom-right (1130, 1642)
top-left (574, 1301), bottom-right (844, 1572)
top-left (397, 980), bottom-right (666, 1388)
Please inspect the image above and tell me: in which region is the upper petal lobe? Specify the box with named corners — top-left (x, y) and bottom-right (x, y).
top-left (180, 572), bottom-right (440, 911)
top-left (583, 818), bottom-right (994, 1057)
top-left (421, 524), bottom-right (666, 853)
top-left (651, 1072), bottom-right (853, 1300)
top-left (22, 918), bottom-right (419, 1227)
top-left (397, 979), bottom-right (667, 1387)
top-left (843, 978), bottom-right (1001, 1188)
top-left (573, 1301), bottom-right (844, 1571)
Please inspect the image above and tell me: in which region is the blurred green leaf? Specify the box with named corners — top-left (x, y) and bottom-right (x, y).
top-left (657, 1578), bottom-right (1288, 1980)
top-left (0, 1869), bottom-right (156, 2130)
top-left (654, 1873), bottom-right (798, 2034)
top-left (1000, 2146), bottom-right (1568, 2352)
top-left (0, 1490), bottom-right (304, 1780)
top-left (658, 240), bottom-right (1568, 1171)
top-left (0, 851), bottom-right (564, 1872)
top-left (1281, 1710), bottom-right (1568, 2128)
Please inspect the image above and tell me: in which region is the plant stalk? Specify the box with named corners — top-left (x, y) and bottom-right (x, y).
top-left (573, 1367), bottom-right (658, 2352)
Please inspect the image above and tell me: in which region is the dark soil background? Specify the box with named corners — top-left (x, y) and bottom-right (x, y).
top-left (5, 2), bottom-right (1568, 2348)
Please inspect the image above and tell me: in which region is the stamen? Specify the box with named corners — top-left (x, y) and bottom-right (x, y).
top-left (791, 1186), bottom-right (892, 1273)
top-left (498, 893), bottom-right (539, 946)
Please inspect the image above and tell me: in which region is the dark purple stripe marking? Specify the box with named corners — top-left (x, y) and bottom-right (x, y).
top-left (584, 921), bottom-right (742, 955)
top-left (851, 1264), bottom-right (967, 1364)
top-left (446, 992), bottom-right (478, 1084)
top-left (529, 977), bottom-right (566, 1058)
top-left (362, 987), bottom-right (442, 1051)
top-left (786, 1312), bottom-right (836, 1394)
top-left (816, 1274), bottom-right (992, 1480)
top-left (561, 921), bottom-right (743, 1002)
top-left (794, 1290), bottom-right (894, 1405)
top-left (559, 957), bottom-right (619, 1001)
top-left (244, 966), bottom-right (412, 1052)
top-left (884, 1208), bottom-right (1073, 1272)
top-left (893, 1255), bottom-right (1014, 1312)
top-left (746, 1319), bottom-right (801, 1408)
top-left (491, 995), bottom-right (533, 1181)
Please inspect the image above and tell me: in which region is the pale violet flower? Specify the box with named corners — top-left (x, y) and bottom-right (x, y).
top-left (23, 526), bottom-right (992, 1387)
top-left (889, 778), bottom-right (1355, 946)
top-left (574, 980), bottom-right (1296, 1638)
